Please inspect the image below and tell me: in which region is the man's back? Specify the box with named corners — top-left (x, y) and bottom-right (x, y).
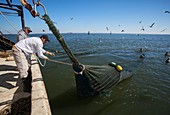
top-left (17, 29), bottom-right (28, 42)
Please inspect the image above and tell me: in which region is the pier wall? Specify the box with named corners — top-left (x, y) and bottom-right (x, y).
top-left (0, 55), bottom-right (51, 115)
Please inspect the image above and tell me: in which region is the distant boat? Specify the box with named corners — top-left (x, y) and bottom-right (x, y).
top-left (88, 31), bottom-right (90, 35)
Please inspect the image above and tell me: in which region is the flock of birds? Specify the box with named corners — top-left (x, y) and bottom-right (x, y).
top-left (41, 10), bottom-right (170, 33)
top-left (105, 21), bottom-right (164, 34)
top-left (139, 48), bottom-right (170, 63)
top-left (165, 52), bottom-right (170, 63)
top-left (106, 10), bottom-right (169, 33)
top-left (40, 10), bottom-right (170, 63)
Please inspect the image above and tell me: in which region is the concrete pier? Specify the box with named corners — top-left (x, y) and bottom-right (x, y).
top-left (0, 55), bottom-right (51, 115)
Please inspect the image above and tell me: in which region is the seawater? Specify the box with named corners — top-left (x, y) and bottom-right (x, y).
top-left (6, 33), bottom-right (170, 115)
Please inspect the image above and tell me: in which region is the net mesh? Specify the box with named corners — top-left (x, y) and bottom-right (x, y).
top-left (74, 65), bottom-right (121, 96)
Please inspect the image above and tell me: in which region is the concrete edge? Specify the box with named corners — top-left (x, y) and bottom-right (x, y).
top-left (31, 58), bottom-right (52, 115)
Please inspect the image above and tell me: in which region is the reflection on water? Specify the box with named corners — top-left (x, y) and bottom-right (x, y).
top-left (5, 33), bottom-right (170, 115)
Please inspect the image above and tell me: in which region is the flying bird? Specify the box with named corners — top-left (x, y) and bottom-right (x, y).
top-left (70, 17), bottom-right (74, 20)
top-left (141, 26), bottom-right (145, 31)
top-left (106, 27), bottom-right (109, 31)
top-left (149, 23), bottom-right (155, 28)
top-left (164, 11), bottom-right (170, 14)
top-left (139, 21), bottom-right (142, 24)
top-left (121, 30), bottom-right (125, 32)
top-left (160, 28), bottom-right (167, 32)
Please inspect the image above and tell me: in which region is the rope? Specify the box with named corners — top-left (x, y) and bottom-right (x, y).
top-left (43, 14), bottom-right (79, 66)
top-left (0, 11), bottom-right (18, 32)
top-left (48, 59), bottom-right (72, 66)
top-left (34, 54), bottom-right (71, 67)
top-left (0, 26), bottom-right (13, 34)
top-left (34, 55), bottom-right (46, 67)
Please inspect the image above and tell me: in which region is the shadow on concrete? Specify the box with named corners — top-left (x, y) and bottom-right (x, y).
top-left (0, 72), bottom-right (19, 89)
top-left (0, 70), bottom-right (32, 115)
top-left (0, 65), bottom-right (17, 71)
top-left (32, 78), bottom-right (43, 83)
top-left (10, 70), bottom-right (32, 115)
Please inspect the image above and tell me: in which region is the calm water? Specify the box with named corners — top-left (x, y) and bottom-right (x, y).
top-left (6, 33), bottom-right (170, 115)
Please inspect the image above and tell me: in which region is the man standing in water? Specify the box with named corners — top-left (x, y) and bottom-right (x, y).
top-left (12, 34), bottom-right (55, 92)
top-left (16, 26), bottom-right (32, 42)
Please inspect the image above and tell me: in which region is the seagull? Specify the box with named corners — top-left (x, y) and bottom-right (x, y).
top-left (164, 11), bottom-right (170, 14)
top-left (106, 27), bottom-right (109, 31)
top-left (70, 17), bottom-right (74, 20)
top-left (165, 52), bottom-right (170, 56)
top-left (166, 57), bottom-right (170, 63)
top-left (160, 28), bottom-right (166, 32)
top-left (149, 23), bottom-right (155, 28)
top-left (140, 54), bottom-right (145, 58)
top-left (121, 30), bottom-right (125, 32)
top-left (141, 26), bottom-right (145, 31)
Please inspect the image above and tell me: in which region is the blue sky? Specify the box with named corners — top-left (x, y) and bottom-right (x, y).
top-left (0, 0), bottom-right (170, 34)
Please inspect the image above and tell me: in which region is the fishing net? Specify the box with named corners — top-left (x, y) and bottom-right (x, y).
top-left (74, 64), bottom-right (121, 96)
top-left (18, 0), bottom-right (132, 95)
top-left (42, 14), bottom-right (132, 96)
